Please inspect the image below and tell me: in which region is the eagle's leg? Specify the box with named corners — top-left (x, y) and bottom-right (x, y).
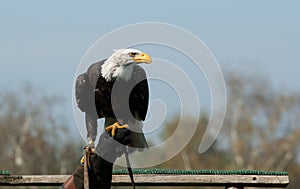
top-left (105, 122), bottom-right (128, 137)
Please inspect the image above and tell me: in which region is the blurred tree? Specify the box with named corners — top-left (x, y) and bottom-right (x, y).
top-left (222, 71), bottom-right (300, 189)
top-left (0, 84), bottom-right (81, 175)
top-left (158, 115), bottom-right (229, 170)
top-left (223, 71), bottom-right (300, 171)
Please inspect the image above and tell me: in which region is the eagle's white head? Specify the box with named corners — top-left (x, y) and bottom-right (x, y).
top-left (101, 49), bottom-right (152, 82)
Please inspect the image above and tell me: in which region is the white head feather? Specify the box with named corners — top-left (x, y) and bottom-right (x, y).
top-left (101, 49), bottom-right (142, 82)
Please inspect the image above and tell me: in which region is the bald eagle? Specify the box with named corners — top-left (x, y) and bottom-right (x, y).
top-left (75, 49), bottom-right (151, 151)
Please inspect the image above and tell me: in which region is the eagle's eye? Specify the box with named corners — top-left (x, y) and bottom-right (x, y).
top-left (128, 52), bottom-right (138, 57)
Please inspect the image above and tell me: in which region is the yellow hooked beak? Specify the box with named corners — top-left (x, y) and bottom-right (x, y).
top-left (132, 52), bottom-right (152, 64)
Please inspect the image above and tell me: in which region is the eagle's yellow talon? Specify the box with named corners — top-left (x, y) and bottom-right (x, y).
top-left (105, 122), bottom-right (128, 136)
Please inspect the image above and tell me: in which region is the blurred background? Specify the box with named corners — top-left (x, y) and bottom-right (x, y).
top-left (0, 1), bottom-right (299, 188)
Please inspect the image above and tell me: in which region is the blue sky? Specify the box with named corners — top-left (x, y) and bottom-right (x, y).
top-left (1, 1), bottom-right (300, 139)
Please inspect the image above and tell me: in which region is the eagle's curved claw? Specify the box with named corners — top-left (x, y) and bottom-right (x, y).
top-left (105, 122), bottom-right (128, 137)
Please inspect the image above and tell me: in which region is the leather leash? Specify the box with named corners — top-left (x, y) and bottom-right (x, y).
top-left (124, 147), bottom-right (136, 189)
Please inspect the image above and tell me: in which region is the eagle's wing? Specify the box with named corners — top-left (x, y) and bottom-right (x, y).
top-left (75, 60), bottom-right (106, 143)
top-left (75, 73), bottom-right (91, 113)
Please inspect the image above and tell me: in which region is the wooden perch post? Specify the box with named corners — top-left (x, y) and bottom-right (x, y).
top-left (0, 172), bottom-right (289, 188)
